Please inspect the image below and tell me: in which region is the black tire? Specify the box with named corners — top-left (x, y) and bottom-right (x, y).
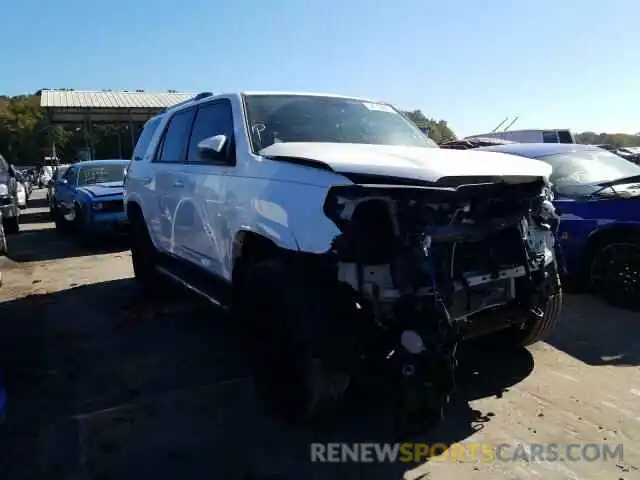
top-left (72, 204), bottom-right (94, 246)
top-left (235, 259), bottom-right (351, 424)
top-left (515, 291), bottom-right (563, 346)
top-left (53, 202), bottom-right (71, 232)
top-left (130, 211), bottom-right (164, 293)
top-left (589, 238), bottom-right (640, 311)
top-left (2, 216), bottom-right (19, 235)
top-left (500, 264), bottom-right (563, 346)
top-left (0, 220), bottom-right (7, 255)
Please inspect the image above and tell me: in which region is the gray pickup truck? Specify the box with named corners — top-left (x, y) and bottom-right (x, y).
top-left (0, 153), bottom-right (20, 236)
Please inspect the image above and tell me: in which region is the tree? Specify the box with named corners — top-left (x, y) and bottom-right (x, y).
top-left (402, 110), bottom-right (456, 143)
top-left (574, 131), bottom-right (640, 148)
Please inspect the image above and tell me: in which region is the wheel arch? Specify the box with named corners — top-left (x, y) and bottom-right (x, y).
top-left (231, 230), bottom-right (282, 284)
top-left (583, 223), bottom-right (640, 267)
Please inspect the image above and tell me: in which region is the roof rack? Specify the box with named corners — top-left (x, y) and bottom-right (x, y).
top-left (159, 91), bottom-right (214, 113)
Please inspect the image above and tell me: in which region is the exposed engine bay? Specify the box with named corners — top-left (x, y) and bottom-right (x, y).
top-left (322, 175), bottom-right (561, 430)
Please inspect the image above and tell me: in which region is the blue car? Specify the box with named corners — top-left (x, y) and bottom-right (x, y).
top-left (51, 159), bottom-right (130, 242)
top-left (476, 143), bottom-right (640, 310)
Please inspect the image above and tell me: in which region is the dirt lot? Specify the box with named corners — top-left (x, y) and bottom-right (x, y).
top-left (0, 189), bottom-right (639, 480)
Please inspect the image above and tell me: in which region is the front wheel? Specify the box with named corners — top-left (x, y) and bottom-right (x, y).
top-left (590, 240), bottom-right (640, 311)
top-left (499, 263), bottom-right (563, 346)
top-left (235, 259), bottom-right (351, 424)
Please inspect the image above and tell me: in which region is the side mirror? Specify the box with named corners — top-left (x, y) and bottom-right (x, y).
top-left (197, 135), bottom-right (228, 162)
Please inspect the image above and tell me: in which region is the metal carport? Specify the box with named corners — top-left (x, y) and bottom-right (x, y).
top-left (39, 90), bottom-right (195, 161)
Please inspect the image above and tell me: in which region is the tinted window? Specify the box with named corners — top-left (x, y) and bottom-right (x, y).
top-left (133, 117), bottom-right (161, 160)
top-left (187, 101), bottom-right (234, 163)
top-left (77, 164), bottom-right (127, 185)
top-left (157, 109), bottom-right (196, 163)
top-left (243, 94), bottom-right (433, 153)
top-left (542, 131), bottom-right (559, 143)
top-left (557, 130), bottom-right (574, 143)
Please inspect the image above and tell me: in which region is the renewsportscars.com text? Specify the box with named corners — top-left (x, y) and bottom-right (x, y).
top-left (310, 442), bottom-right (624, 463)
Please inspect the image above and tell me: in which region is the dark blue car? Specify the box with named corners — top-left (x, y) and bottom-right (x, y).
top-left (52, 159), bottom-right (130, 242)
top-left (475, 143), bottom-right (640, 310)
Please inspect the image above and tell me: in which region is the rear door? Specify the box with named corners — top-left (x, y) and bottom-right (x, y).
top-left (152, 107), bottom-right (196, 254)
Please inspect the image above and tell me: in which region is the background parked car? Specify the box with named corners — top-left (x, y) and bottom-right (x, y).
top-left (475, 143), bottom-right (640, 311)
top-left (52, 159), bottom-right (129, 243)
top-left (0, 154), bottom-right (20, 234)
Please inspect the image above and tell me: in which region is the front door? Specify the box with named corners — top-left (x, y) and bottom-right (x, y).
top-left (177, 99), bottom-right (236, 276)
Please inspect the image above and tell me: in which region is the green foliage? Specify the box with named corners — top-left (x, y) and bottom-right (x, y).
top-left (0, 93), bottom-right (138, 165)
top-left (574, 131), bottom-right (640, 148)
top-left (402, 110), bottom-right (456, 143)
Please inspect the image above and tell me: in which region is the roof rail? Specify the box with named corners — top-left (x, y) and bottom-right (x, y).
top-left (159, 91), bottom-right (214, 113)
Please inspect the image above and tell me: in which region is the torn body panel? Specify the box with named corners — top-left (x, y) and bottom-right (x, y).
top-left (322, 176), bottom-right (561, 427)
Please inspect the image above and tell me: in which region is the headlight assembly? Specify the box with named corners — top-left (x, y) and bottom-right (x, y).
top-left (0, 184), bottom-right (7, 196)
top-left (92, 202), bottom-right (104, 211)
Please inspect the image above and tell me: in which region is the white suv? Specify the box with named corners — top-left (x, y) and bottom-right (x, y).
top-left (124, 91), bottom-right (562, 425)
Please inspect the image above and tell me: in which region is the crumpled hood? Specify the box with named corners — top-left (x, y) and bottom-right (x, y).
top-left (78, 181), bottom-right (124, 198)
top-left (260, 142), bottom-right (552, 183)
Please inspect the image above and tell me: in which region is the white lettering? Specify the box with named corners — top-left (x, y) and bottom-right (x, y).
top-left (310, 443), bottom-right (326, 462)
top-left (327, 443), bottom-right (341, 462)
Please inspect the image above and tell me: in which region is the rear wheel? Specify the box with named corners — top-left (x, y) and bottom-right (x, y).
top-left (130, 211), bottom-right (167, 293)
top-left (589, 238), bottom-right (640, 311)
top-left (2, 216), bottom-right (19, 235)
top-left (236, 259), bottom-right (351, 424)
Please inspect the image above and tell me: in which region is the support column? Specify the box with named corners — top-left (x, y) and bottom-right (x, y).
top-left (128, 110), bottom-right (135, 151)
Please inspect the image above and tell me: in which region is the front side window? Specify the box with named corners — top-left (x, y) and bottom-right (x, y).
top-left (157, 109), bottom-right (196, 162)
top-left (187, 100), bottom-right (234, 163)
top-left (62, 167), bottom-right (76, 185)
top-left (77, 164), bottom-right (127, 186)
top-left (243, 94), bottom-right (435, 153)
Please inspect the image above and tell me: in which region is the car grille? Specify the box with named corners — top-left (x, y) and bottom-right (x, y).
top-left (100, 200), bottom-right (124, 213)
top-left (0, 196), bottom-right (13, 206)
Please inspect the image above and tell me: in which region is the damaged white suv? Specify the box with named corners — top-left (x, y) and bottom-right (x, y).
top-left (124, 92), bottom-right (562, 425)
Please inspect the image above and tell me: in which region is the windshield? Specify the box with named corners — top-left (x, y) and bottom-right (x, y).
top-left (538, 149), bottom-right (640, 186)
top-left (77, 164), bottom-right (126, 186)
top-left (243, 94), bottom-right (436, 152)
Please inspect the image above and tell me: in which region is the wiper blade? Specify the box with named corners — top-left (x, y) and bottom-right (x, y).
top-left (596, 174), bottom-right (640, 188)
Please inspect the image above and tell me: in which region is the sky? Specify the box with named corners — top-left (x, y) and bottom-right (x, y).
top-left (1, 0), bottom-right (639, 137)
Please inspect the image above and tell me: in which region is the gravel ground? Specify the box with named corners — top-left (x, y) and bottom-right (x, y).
top-left (0, 189), bottom-right (639, 480)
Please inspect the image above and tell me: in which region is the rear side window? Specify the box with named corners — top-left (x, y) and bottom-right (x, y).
top-left (542, 130), bottom-right (559, 143)
top-left (156, 109), bottom-right (196, 163)
top-left (557, 130), bottom-right (574, 143)
top-left (133, 117), bottom-right (161, 161)
top-left (187, 100), bottom-right (234, 163)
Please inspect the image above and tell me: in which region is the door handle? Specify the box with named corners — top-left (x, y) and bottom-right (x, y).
top-left (173, 180), bottom-right (185, 188)
top-left (141, 177), bottom-right (152, 185)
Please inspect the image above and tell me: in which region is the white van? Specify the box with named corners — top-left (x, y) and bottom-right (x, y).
top-left (467, 129), bottom-right (575, 144)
